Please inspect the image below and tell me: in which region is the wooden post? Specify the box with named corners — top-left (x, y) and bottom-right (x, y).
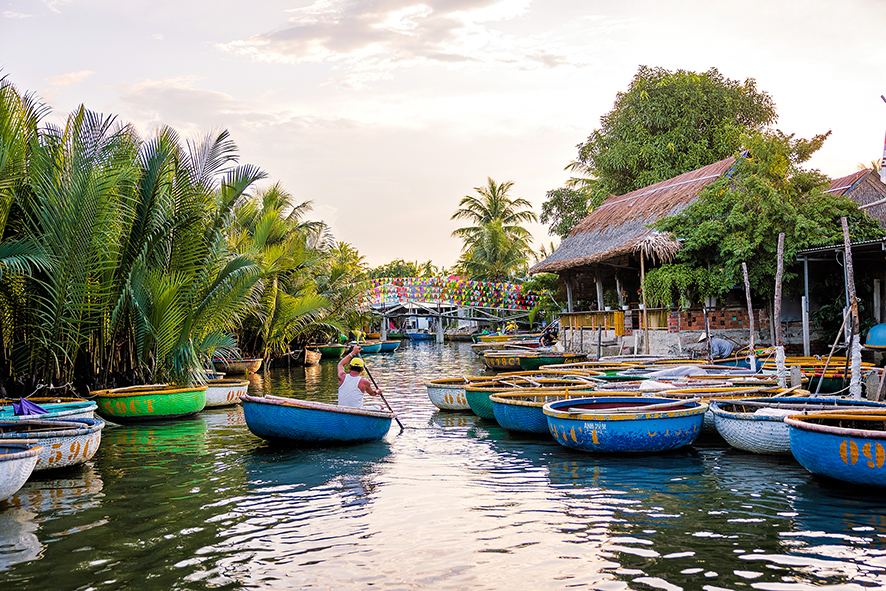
top-left (596, 325), bottom-right (602, 361)
top-left (641, 252), bottom-right (649, 354)
top-left (801, 296), bottom-right (810, 357)
top-left (741, 262), bottom-right (756, 372)
top-left (566, 274), bottom-right (574, 313)
top-left (842, 217), bottom-right (862, 398)
top-left (616, 274), bottom-right (625, 308)
top-left (774, 233), bottom-right (786, 388)
top-left (703, 306), bottom-right (712, 362)
top-left (595, 276), bottom-right (605, 311)
top-left (875, 278), bottom-right (882, 323)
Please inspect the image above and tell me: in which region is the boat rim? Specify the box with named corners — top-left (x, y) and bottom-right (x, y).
top-left (543, 397), bottom-right (708, 420)
top-left (244, 394), bottom-right (393, 419)
top-left (96, 384), bottom-right (209, 397)
top-left (0, 443), bottom-right (43, 460)
top-left (784, 410), bottom-right (886, 439)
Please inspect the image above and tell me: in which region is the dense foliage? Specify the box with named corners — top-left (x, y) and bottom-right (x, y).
top-left (541, 66), bottom-right (777, 237)
top-left (645, 131), bottom-right (885, 307)
top-left (0, 76), bottom-right (367, 393)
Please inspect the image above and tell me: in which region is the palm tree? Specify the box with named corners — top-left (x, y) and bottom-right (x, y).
top-left (451, 177), bottom-right (537, 251)
top-left (457, 220), bottom-right (531, 281)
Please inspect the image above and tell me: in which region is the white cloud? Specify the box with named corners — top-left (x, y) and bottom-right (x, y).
top-left (151, 33), bottom-right (163, 41)
top-left (3, 11), bottom-right (34, 18)
top-left (217, 0), bottom-right (582, 87)
top-left (45, 70), bottom-right (94, 86)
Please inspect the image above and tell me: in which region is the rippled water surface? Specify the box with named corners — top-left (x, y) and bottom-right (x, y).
top-left (3, 341), bottom-right (886, 590)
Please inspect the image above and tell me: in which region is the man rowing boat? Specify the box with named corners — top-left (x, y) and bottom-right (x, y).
top-left (337, 346), bottom-right (384, 408)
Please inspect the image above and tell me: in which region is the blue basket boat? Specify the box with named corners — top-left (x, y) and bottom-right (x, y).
top-left (490, 389), bottom-right (605, 435)
top-left (0, 417), bottom-right (105, 471)
top-left (355, 341), bottom-right (383, 354)
top-left (378, 341), bottom-right (400, 352)
top-left (0, 399), bottom-right (97, 421)
top-left (711, 397), bottom-right (886, 455)
top-left (543, 396), bottom-right (707, 453)
top-left (241, 394), bottom-right (393, 445)
top-left (786, 410), bottom-right (886, 487)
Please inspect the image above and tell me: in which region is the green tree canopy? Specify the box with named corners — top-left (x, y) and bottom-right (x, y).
top-left (645, 130), bottom-right (885, 307)
top-left (541, 66), bottom-right (777, 238)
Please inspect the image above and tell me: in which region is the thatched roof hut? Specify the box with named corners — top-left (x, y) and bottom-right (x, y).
top-left (826, 169), bottom-right (886, 230)
top-left (531, 156), bottom-right (736, 275)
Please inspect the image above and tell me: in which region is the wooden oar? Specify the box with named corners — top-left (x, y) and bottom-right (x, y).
top-left (356, 351), bottom-right (404, 431)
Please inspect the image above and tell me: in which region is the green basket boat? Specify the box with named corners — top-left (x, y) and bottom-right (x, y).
top-left (517, 353), bottom-right (588, 371)
top-left (95, 384), bottom-right (207, 423)
top-left (310, 343), bottom-right (348, 358)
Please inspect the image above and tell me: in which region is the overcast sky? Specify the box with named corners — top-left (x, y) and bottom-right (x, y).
top-left (3, 0), bottom-right (886, 267)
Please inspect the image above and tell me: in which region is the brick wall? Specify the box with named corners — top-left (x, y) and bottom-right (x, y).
top-left (665, 308), bottom-right (769, 332)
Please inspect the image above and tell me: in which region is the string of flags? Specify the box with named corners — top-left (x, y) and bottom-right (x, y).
top-left (361, 277), bottom-right (541, 310)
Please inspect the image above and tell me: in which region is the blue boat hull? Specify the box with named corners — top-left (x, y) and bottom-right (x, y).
top-left (787, 414), bottom-right (886, 487)
top-left (544, 397), bottom-right (706, 453)
top-left (378, 341), bottom-right (400, 352)
top-left (358, 342), bottom-right (383, 354)
top-left (406, 333), bottom-right (436, 341)
top-left (492, 401), bottom-right (548, 434)
top-left (242, 395), bottom-right (392, 445)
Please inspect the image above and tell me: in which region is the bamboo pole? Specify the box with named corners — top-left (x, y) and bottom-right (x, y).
top-left (641, 252), bottom-right (649, 354)
top-left (742, 262), bottom-right (756, 372)
top-left (774, 233), bottom-right (786, 388)
top-left (842, 217), bottom-right (862, 398)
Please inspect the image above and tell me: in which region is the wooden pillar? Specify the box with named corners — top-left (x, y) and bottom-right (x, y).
top-left (640, 253), bottom-right (649, 354)
top-left (802, 256), bottom-right (810, 357)
top-left (742, 262), bottom-right (756, 372)
top-left (616, 274), bottom-right (625, 308)
top-left (566, 273), bottom-right (574, 313)
top-left (774, 233), bottom-right (786, 388)
top-left (875, 278), bottom-right (882, 323)
top-left (842, 217), bottom-right (862, 398)
top-left (595, 276), bottom-right (604, 311)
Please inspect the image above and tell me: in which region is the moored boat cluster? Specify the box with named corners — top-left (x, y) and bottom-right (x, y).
top-left (426, 349), bottom-right (886, 488)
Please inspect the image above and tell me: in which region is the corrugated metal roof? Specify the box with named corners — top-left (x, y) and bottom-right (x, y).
top-left (530, 156), bottom-right (736, 274)
top-left (824, 170), bottom-right (869, 196)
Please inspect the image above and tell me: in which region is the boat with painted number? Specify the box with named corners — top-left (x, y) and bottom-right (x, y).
top-left (211, 357), bottom-right (262, 374)
top-left (0, 443), bottom-right (41, 501)
top-left (480, 351), bottom-right (534, 371)
top-left (204, 379), bottom-right (250, 408)
top-left (786, 410), bottom-right (886, 487)
top-left (517, 352), bottom-right (588, 371)
top-left (0, 417), bottom-right (104, 471)
top-left (0, 399), bottom-right (97, 421)
top-left (94, 384), bottom-right (207, 423)
top-left (465, 378), bottom-right (597, 421)
top-left (241, 394), bottom-right (393, 445)
top-left (711, 397), bottom-right (886, 454)
top-left (425, 377), bottom-right (483, 411)
top-left (490, 389), bottom-right (620, 435)
top-left (543, 396), bottom-right (707, 453)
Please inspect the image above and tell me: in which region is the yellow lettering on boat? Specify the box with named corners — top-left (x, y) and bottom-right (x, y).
top-left (840, 439), bottom-right (859, 465)
top-left (49, 442), bottom-right (63, 464)
top-left (145, 399), bottom-right (154, 413)
top-left (865, 442), bottom-right (886, 469)
top-left (591, 429), bottom-right (599, 444)
top-left (878, 443), bottom-right (886, 468)
top-left (129, 400), bottom-right (140, 414)
top-left (648, 431), bottom-right (657, 438)
top-left (116, 400), bottom-right (127, 414)
top-left (570, 427), bottom-right (578, 443)
top-left (68, 440), bottom-right (81, 461)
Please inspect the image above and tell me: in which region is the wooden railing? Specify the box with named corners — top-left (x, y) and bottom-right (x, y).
top-left (559, 308), bottom-right (671, 336)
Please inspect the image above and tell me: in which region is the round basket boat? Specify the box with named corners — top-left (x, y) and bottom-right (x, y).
top-left (786, 410), bottom-right (886, 487)
top-left (0, 443), bottom-right (42, 501)
top-left (94, 384), bottom-right (207, 422)
top-left (465, 379), bottom-right (597, 421)
top-left (204, 379), bottom-right (249, 408)
top-left (0, 417), bottom-right (104, 471)
top-left (425, 377), bottom-right (484, 411)
top-left (711, 397), bottom-right (886, 455)
top-left (543, 396), bottom-right (708, 453)
top-left (490, 389), bottom-right (622, 435)
top-left (0, 399), bottom-right (97, 421)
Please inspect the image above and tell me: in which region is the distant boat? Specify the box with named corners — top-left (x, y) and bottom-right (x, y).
top-left (241, 394), bottom-right (393, 445)
top-left (310, 344), bottom-right (348, 358)
top-left (378, 341), bottom-right (400, 353)
top-left (212, 357), bottom-right (262, 374)
top-left (356, 341), bottom-right (383, 354)
top-left (405, 332), bottom-right (436, 341)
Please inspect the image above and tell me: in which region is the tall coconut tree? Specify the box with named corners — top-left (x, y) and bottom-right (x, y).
top-left (451, 177), bottom-right (537, 251)
top-left (457, 219), bottom-right (531, 281)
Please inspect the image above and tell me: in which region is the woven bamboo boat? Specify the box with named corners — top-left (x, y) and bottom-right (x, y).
top-left (465, 378), bottom-right (597, 420)
top-left (490, 389), bottom-right (624, 435)
top-left (426, 377), bottom-right (484, 411)
top-left (204, 379), bottom-right (250, 408)
top-left (0, 443), bottom-right (41, 501)
top-left (543, 396), bottom-right (707, 453)
top-left (378, 341), bottom-right (401, 352)
top-left (0, 399), bottom-right (97, 421)
top-left (241, 394), bottom-right (392, 445)
top-left (310, 344), bottom-right (348, 358)
top-left (480, 351), bottom-right (534, 371)
top-left (0, 417), bottom-right (104, 471)
top-left (95, 384), bottom-right (207, 422)
top-left (212, 357), bottom-right (262, 374)
top-left (711, 397), bottom-right (886, 454)
top-left (356, 341), bottom-right (383, 354)
top-left (517, 352), bottom-right (588, 371)
top-left (786, 410), bottom-right (886, 487)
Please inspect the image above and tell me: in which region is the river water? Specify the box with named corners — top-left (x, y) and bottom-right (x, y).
top-left (2, 341), bottom-right (886, 590)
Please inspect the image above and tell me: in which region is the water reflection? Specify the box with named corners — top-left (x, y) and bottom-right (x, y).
top-left (0, 507), bottom-right (41, 571)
